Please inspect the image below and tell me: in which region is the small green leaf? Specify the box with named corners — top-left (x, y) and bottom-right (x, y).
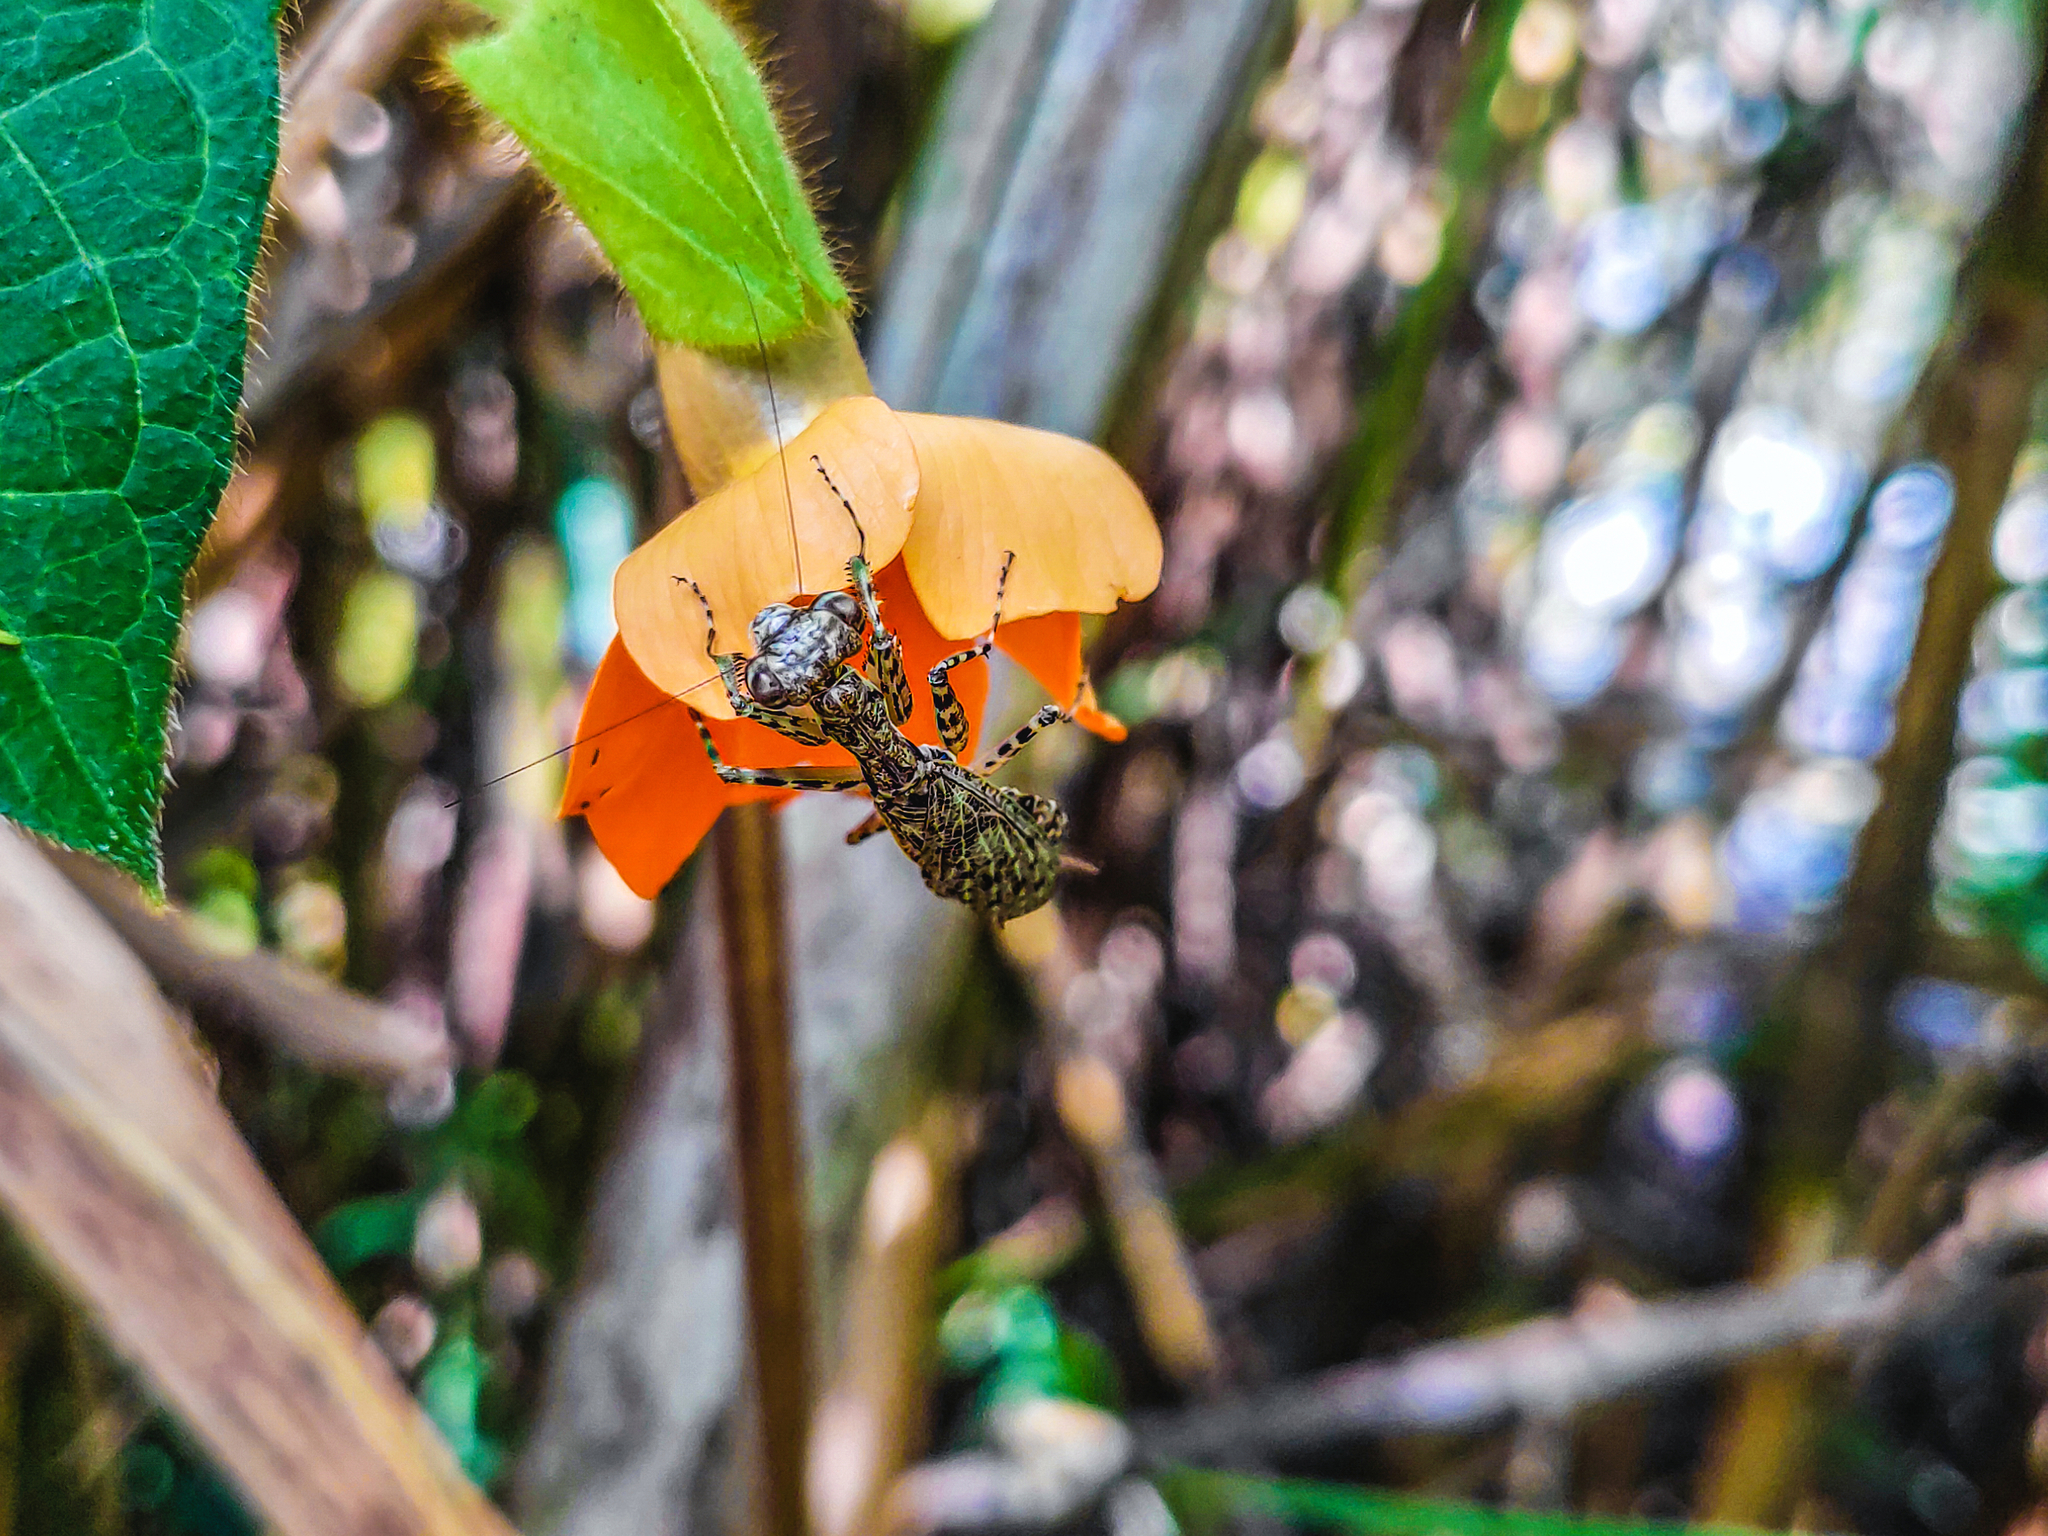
top-left (417, 1331), bottom-right (504, 1487)
top-left (0, 0), bottom-right (279, 889)
top-left (447, 0), bottom-right (846, 348)
top-left (313, 1191), bottom-right (421, 1272)
top-left (453, 1070), bottom-right (542, 1144)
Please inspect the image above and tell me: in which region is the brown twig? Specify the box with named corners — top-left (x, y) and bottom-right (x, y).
top-left (277, 0), bottom-right (439, 201)
top-left (883, 1398), bottom-right (1134, 1535)
top-left (1705, 46), bottom-right (2048, 1515)
top-left (1791, 273), bottom-right (2048, 1183)
top-left (1137, 1260), bottom-right (1883, 1465)
top-left (1694, 1196), bottom-right (1841, 1524)
top-left (1867, 1146), bottom-right (2048, 1326)
top-left (53, 848), bottom-right (453, 1087)
top-left (1053, 1054), bottom-right (1223, 1390)
top-left (879, 1134), bottom-right (2048, 1529)
top-left (715, 805), bottom-right (814, 1536)
top-left (945, 1194), bottom-right (1091, 1292)
top-left (1178, 1009), bottom-right (1642, 1246)
top-left (1144, 1140), bottom-right (2048, 1474)
top-left (1856, 1062), bottom-right (2002, 1268)
top-left (1002, 911), bottom-right (1224, 1391)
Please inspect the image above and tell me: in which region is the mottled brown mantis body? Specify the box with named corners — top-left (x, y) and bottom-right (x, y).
top-left (681, 457), bottom-right (1077, 922)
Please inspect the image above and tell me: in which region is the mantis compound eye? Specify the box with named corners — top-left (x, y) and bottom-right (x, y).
top-left (745, 658), bottom-right (790, 706)
top-left (811, 591), bottom-right (860, 628)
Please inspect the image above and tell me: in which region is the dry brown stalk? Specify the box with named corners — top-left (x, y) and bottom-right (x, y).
top-left (0, 823), bottom-right (512, 1536)
top-left (641, 307), bottom-right (875, 1536)
top-left (55, 848), bottom-right (453, 1087)
top-left (1003, 909), bottom-right (1224, 1391)
top-left (714, 805), bottom-right (814, 1536)
top-left (1143, 1141), bottom-right (2048, 1478)
top-left (1706, 85), bottom-right (2048, 1509)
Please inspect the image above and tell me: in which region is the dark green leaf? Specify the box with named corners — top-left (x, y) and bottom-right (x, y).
top-left (0, 0), bottom-right (279, 888)
top-left (446, 0), bottom-right (846, 349)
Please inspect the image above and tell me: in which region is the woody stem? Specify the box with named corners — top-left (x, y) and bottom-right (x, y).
top-left (660, 305), bottom-right (870, 1536)
top-left (714, 801), bottom-right (812, 1536)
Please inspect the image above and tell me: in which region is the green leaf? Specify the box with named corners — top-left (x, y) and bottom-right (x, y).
top-left (417, 1331), bottom-right (504, 1487)
top-left (312, 1191), bottom-right (421, 1272)
top-left (447, 0), bottom-right (846, 349)
top-left (0, 0), bottom-right (279, 889)
top-left (455, 1069), bottom-right (542, 1142)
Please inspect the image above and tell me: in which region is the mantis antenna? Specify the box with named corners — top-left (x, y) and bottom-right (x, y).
top-left (444, 674), bottom-right (720, 808)
top-left (730, 264), bottom-right (802, 597)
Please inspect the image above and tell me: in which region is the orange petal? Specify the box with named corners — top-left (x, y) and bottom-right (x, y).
top-left (569, 561), bottom-right (1002, 898)
top-left (615, 395), bottom-right (920, 719)
top-left (1071, 691), bottom-right (1125, 742)
top-left (994, 611), bottom-right (1126, 742)
top-left (563, 639), bottom-right (864, 897)
top-left (561, 637), bottom-right (737, 897)
top-left (704, 712), bottom-right (857, 775)
top-left (895, 412), bottom-right (1162, 640)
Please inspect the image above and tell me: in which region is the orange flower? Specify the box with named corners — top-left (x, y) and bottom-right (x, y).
top-left (561, 395), bottom-right (1161, 897)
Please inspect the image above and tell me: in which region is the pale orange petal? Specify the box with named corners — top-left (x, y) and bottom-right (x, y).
top-left (895, 413), bottom-right (1162, 640)
top-left (615, 395), bottom-right (920, 719)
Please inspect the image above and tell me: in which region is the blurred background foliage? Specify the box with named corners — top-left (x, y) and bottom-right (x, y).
top-left (20, 0), bottom-right (2048, 1531)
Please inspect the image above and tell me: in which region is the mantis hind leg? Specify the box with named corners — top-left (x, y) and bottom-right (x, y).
top-left (1016, 791), bottom-right (1067, 839)
top-left (1014, 791), bottom-right (1092, 874)
top-left (844, 808), bottom-right (888, 845)
top-left (976, 703), bottom-right (1067, 774)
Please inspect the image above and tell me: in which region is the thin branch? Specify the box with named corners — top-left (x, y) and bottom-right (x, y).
top-left (1140, 1142), bottom-right (2048, 1470)
top-left (54, 849), bottom-right (452, 1088)
top-left (1002, 912), bottom-right (1224, 1390)
top-left (715, 803), bottom-right (814, 1536)
top-left (277, 0), bottom-right (440, 204)
top-left (1134, 1262), bottom-right (1883, 1465)
top-left (810, 1106), bottom-right (969, 1536)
